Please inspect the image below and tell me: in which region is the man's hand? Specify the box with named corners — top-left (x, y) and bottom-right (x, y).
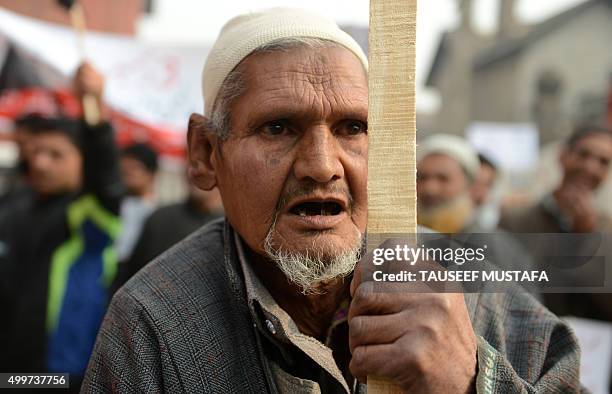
top-left (73, 62), bottom-right (107, 123)
top-left (348, 252), bottom-right (477, 393)
top-left (74, 62), bottom-right (104, 102)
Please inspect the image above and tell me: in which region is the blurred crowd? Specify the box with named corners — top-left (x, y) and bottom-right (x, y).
top-left (0, 63), bottom-right (223, 391)
top-left (0, 59), bottom-right (611, 391)
top-left (416, 127), bottom-right (612, 307)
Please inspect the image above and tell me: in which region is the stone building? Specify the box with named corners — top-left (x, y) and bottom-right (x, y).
top-left (426, 0), bottom-right (612, 144)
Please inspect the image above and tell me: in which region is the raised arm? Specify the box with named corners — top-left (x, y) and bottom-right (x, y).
top-left (74, 62), bottom-right (124, 214)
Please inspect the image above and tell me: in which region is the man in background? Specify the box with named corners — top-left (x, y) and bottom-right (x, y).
top-left (471, 153), bottom-right (501, 230)
top-left (120, 143), bottom-right (158, 202)
top-left (0, 63), bottom-right (122, 391)
top-left (417, 134), bottom-right (533, 277)
top-left (500, 125), bottom-right (612, 321)
top-left (417, 134), bottom-right (481, 234)
top-left (116, 142), bottom-right (159, 262)
top-left (116, 183), bottom-right (222, 287)
top-left (471, 153), bottom-right (498, 208)
top-left (501, 125), bottom-right (612, 234)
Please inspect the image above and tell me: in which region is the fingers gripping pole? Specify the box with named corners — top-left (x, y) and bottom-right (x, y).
top-left (367, 0), bottom-right (418, 392)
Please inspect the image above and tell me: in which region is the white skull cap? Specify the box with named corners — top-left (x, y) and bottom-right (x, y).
top-left (418, 134), bottom-right (481, 181)
top-left (202, 7), bottom-right (368, 116)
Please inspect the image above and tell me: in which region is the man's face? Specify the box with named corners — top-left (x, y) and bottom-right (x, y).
top-left (417, 154), bottom-right (469, 208)
top-left (470, 164), bottom-right (496, 207)
top-left (120, 156), bottom-right (155, 197)
top-left (30, 132), bottom-right (82, 196)
top-left (211, 46), bottom-right (368, 261)
top-left (561, 133), bottom-right (612, 191)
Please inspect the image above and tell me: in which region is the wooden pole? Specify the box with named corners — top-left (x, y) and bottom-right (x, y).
top-left (68, 2), bottom-right (100, 126)
top-left (367, 0), bottom-right (417, 392)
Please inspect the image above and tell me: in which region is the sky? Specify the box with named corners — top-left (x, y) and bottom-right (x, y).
top-left (137, 0), bottom-right (589, 113)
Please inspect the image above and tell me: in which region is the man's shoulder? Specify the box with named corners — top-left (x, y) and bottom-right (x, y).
top-left (468, 289), bottom-right (550, 327)
top-left (97, 218), bottom-right (269, 392)
top-left (117, 218), bottom-right (229, 317)
top-left (467, 288), bottom-right (576, 363)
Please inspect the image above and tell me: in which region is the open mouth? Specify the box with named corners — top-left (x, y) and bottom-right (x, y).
top-left (289, 201), bottom-right (343, 217)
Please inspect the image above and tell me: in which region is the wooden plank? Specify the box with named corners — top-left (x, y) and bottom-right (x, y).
top-left (367, 0), bottom-right (417, 392)
top-left (368, 0), bottom-right (418, 235)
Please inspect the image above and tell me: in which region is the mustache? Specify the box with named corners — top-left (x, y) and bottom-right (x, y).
top-left (275, 180), bottom-right (354, 214)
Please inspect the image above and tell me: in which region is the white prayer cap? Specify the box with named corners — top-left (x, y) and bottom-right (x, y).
top-left (418, 134), bottom-right (480, 181)
top-left (202, 7), bottom-right (368, 116)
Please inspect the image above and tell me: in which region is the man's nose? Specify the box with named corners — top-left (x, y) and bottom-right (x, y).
top-left (31, 153), bottom-right (48, 171)
top-left (293, 127), bottom-right (344, 183)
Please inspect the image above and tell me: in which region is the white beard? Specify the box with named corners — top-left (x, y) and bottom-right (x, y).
top-left (263, 224), bottom-right (362, 295)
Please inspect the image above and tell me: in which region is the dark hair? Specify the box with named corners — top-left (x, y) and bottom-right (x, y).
top-left (26, 116), bottom-right (82, 148)
top-left (566, 125), bottom-right (612, 149)
top-left (121, 143), bottom-right (159, 173)
top-left (15, 114), bottom-right (46, 131)
top-left (477, 153), bottom-right (497, 172)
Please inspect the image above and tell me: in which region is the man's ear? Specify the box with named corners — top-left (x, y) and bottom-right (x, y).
top-left (187, 113), bottom-right (218, 191)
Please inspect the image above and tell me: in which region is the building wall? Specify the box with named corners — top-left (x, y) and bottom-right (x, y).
top-left (432, 1), bottom-right (612, 142)
top-left (516, 1), bottom-right (612, 139)
top-left (433, 29), bottom-right (487, 135)
top-left (471, 56), bottom-right (521, 122)
top-left (0, 0), bottom-right (143, 35)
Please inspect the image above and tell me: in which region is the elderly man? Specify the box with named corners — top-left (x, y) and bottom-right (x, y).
top-left (417, 134), bottom-right (483, 233)
top-left (416, 134), bottom-right (536, 291)
top-left (84, 8), bottom-right (580, 393)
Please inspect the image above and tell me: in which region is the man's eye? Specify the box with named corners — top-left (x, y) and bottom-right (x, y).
top-left (577, 149), bottom-right (590, 159)
top-left (261, 120), bottom-right (289, 136)
top-left (338, 120), bottom-right (367, 136)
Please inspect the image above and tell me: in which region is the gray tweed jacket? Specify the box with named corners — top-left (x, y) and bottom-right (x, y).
top-left (82, 219), bottom-right (582, 393)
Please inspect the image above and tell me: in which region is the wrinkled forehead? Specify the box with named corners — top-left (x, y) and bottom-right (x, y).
top-left (234, 46), bottom-right (368, 116)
